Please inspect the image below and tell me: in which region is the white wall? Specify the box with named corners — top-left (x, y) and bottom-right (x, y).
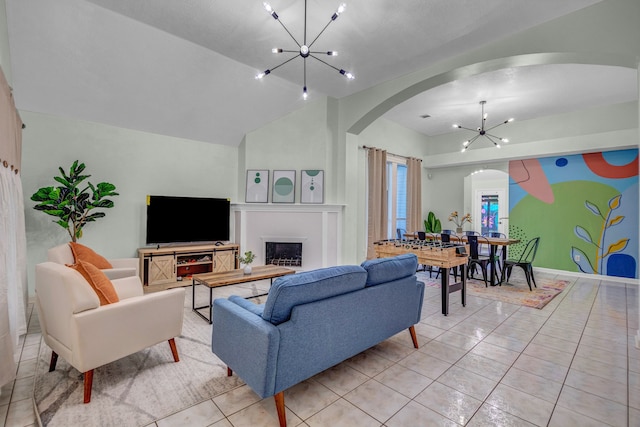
top-left (21, 111), bottom-right (238, 293)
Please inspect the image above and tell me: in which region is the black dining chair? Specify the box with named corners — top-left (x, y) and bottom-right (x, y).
top-left (417, 231), bottom-right (426, 240)
top-left (396, 228), bottom-right (407, 240)
top-left (482, 232), bottom-right (507, 270)
top-left (500, 237), bottom-right (540, 291)
top-left (467, 235), bottom-right (491, 286)
top-left (464, 231), bottom-right (481, 236)
top-left (441, 229), bottom-right (454, 235)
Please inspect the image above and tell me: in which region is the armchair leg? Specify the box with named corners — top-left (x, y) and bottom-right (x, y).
top-left (408, 325), bottom-right (419, 349)
top-left (227, 367), bottom-right (233, 376)
top-left (83, 369), bottom-right (94, 403)
top-left (274, 392), bottom-right (287, 427)
top-left (168, 338), bottom-right (180, 362)
top-left (49, 351), bottom-right (58, 372)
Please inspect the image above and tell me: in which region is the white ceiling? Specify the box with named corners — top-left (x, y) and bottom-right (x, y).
top-left (6, 0), bottom-right (637, 147)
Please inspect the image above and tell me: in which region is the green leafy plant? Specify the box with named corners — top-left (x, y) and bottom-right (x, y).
top-left (237, 250), bottom-right (255, 265)
top-left (30, 160), bottom-right (119, 242)
top-left (424, 211), bottom-right (442, 233)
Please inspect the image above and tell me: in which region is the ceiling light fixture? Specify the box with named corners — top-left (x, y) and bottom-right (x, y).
top-left (453, 101), bottom-right (514, 152)
top-left (256, 0), bottom-right (354, 100)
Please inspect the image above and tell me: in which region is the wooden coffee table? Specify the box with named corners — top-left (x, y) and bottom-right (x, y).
top-left (192, 265), bottom-right (295, 323)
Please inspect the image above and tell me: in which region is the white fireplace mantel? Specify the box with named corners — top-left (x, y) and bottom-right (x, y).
top-left (231, 204), bottom-right (344, 270)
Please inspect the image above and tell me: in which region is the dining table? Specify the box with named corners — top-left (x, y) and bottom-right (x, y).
top-left (404, 232), bottom-right (520, 286)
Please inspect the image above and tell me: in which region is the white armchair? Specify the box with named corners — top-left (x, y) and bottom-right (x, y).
top-left (47, 243), bottom-right (139, 280)
top-left (35, 261), bottom-right (185, 403)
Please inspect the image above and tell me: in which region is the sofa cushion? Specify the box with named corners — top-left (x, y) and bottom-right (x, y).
top-left (69, 242), bottom-right (113, 269)
top-left (68, 260), bottom-right (120, 305)
top-left (360, 254), bottom-right (418, 287)
top-left (262, 265), bottom-right (367, 325)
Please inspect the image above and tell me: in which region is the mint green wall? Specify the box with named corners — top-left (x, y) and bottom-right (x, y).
top-left (242, 97), bottom-right (336, 203)
top-left (21, 111), bottom-right (238, 293)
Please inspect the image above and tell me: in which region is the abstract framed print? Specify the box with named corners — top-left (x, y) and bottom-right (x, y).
top-left (301, 170), bottom-right (324, 204)
top-left (272, 170), bottom-right (296, 203)
top-left (245, 169), bottom-right (269, 203)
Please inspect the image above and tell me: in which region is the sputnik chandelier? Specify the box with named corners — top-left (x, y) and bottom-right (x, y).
top-left (453, 101), bottom-right (514, 152)
top-left (256, 0), bottom-right (354, 100)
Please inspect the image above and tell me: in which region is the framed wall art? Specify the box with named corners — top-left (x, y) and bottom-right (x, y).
top-left (245, 169), bottom-right (269, 203)
top-left (301, 170), bottom-right (324, 204)
top-left (272, 170), bottom-right (296, 203)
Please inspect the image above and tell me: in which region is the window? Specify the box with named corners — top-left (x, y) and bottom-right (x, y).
top-left (387, 157), bottom-right (407, 239)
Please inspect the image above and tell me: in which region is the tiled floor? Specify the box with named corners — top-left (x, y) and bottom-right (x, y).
top-left (2, 270), bottom-right (639, 426)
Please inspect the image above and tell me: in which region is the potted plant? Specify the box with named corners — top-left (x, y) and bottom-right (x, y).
top-left (449, 211), bottom-right (472, 234)
top-left (424, 211), bottom-right (442, 233)
top-left (30, 160), bottom-right (119, 242)
top-left (238, 250), bottom-right (255, 275)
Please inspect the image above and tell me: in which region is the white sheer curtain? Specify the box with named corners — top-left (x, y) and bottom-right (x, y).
top-left (0, 65), bottom-right (27, 389)
top-left (406, 157), bottom-right (422, 234)
top-left (366, 147), bottom-right (387, 259)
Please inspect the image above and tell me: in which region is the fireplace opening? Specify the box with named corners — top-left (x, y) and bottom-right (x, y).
top-left (265, 242), bottom-right (302, 267)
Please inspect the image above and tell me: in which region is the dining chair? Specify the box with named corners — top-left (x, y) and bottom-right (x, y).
top-left (441, 229), bottom-right (453, 235)
top-left (417, 231), bottom-right (426, 240)
top-left (482, 232), bottom-right (507, 268)
top-left (467, 235), bottom-right (491, 286)
top-left (500, 237), bottom-right (540, 291)
top-left (464, 231), bottom-right (481, 236)
top-left (396, 228), bottom-right (407, 240)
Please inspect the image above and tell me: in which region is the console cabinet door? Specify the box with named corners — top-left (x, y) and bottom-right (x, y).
top-left (149, 255), bottom-right (176, 285)
top-left (213, 249), bottom-right (236, 272)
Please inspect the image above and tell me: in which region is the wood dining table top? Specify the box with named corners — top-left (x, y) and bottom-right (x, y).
top-left (404, 232), bottom-right (520, 246)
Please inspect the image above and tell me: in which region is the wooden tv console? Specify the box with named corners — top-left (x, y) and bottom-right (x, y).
top-left (138, 243), bottom-right (239, 287)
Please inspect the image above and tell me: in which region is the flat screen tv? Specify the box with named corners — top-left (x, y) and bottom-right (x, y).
top-left (146, 195), bottom-right (230, 245)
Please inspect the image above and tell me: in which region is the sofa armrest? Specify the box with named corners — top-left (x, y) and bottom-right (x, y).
top-left (228, 295), bottom-right (264, 316)
top-left (111, 275), bottom-right (144, 299)
top-left (212, 298), bottom-right (280, 398)
top-left (71, 287), bottom-right (185, 372)
top-left (108, 258), bottom-right (139, 277)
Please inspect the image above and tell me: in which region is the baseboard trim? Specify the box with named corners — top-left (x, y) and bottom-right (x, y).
top-left (533, 267), bottom-right (639, 285)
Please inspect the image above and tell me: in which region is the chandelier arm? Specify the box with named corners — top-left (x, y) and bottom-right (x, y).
top-left (464, 135), bottom-right (482, 150)
top-left (308, 20), bottom-right (335, 49)
top-left (485, 121), bottom-right (509, 132)
top-left (484, 132), bottom-right (505, 140)
top-left (309, 54), bottom-right (342, 73)
top-left (483, 135), bottom-right (500, 147)
top-left (275, 17), bottom-right (301, 48)
top-left (266, 54), bottom-right (299, 74)
top-left (454, 125), bottom-right (478, 133)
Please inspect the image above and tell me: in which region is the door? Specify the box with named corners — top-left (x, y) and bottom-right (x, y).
top-left (474, 189), bottom-right (507, 236)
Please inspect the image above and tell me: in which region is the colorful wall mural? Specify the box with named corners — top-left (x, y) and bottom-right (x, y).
top-left (509, 149), bottom-right (638, 279)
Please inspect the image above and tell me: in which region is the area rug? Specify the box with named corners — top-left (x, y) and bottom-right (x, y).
top-left (33, 293), bottom-right (244, 426)
top-left (417, 271), bottom-right (571, 309)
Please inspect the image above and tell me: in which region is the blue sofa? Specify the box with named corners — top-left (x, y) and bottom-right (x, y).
top-left (211, 254), bottom-right (424, 427)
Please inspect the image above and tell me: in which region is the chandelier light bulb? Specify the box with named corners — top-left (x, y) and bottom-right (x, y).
top-left (263, 2), bottom-right (272, 12)
top-left (501, 138), bottom-right (509, 143)
top-left (332, 3), bottom-right (347, 20)
top-left (339, 69), bottom-right (354, 79)
top-left (463, 140), bottom-right (470, 146)
top-left (303, 86), bottom-right (308, 100)
top-left (327, 51), bottom-right (338, 56)
top-left (272, 48), bottom-right (283, 53)
top-left (453, 124), bottom-right (460, 128)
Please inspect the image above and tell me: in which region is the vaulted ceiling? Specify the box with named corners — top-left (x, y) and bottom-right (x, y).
top-left (5, 0), bottom-right (637, 147)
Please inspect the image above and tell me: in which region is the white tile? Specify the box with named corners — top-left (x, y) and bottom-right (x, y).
top-left (486, 384), bottom-right (554, 427)
top-left (156, 400), bottom-right (224, 427)
top-left (386, 400), bottom-right (459, 427)
top-left (212, 385), bottom-right (261, 416)
top-left (284, 380), bottom-right (339, 420)
top-left (313, 363), bottom-right (369, 396)
top-left (397, 351), bottom-right (451, 380)
top-left (414, 381), bottom-right (482, 425)
top-left (437, 365), bottom-right (498, 401)
top-left (305, 398), bottom-right (380, 427)
top-left (500, 367), bottom-right (562, 404)
top-left (467, 403), bottom-right (537, 427)
top-left (227, 398), bottom-right (303, 427)
top-left (373, 363), bottom-right (432, 399)
top-left (557, 385), bottom-right (627, 427)
top-left (548, 405), bottom-right (611, 427)
top-left (343, 380), bottom-right (409, 423)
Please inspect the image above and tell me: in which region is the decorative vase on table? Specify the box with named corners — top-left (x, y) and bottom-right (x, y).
top-left (243, 265), bottom-right (252, 275)
top-left (456, 227), bottom-right (463, 234)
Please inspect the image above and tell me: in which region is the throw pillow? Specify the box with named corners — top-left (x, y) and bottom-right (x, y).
top-left (68, 260), bottom-right (120, 305)
top-left (69, 242), bottom-right (113, 269)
